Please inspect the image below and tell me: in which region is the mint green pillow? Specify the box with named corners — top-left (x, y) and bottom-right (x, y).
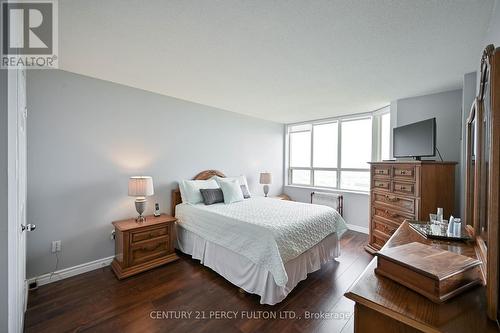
top-left (220, 179), bottom-right (244, 204)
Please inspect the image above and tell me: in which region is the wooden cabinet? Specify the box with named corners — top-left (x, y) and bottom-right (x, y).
top-left (111, 214), bottom-right (179, 279)
top-left (366, 161), bottom-right (456, 253)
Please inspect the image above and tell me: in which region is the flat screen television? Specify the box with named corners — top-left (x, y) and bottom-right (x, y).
top-left (393, 118), bottom-right (436, 160)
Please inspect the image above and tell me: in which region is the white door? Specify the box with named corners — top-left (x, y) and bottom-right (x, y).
top-left (17, 68), bottom-right (28, 313)
top-left (8, 68), bottom-right (29, 333)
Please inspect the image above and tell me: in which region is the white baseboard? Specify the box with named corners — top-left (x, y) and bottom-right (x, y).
top-left (28, 256), bottom-right (114, 287)
top-left (346, 223), bottom-right (369, 234)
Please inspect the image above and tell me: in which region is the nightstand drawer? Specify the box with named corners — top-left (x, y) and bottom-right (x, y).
top-left (130, 238), bottom-right (169, 266)
top-left (131, 226), bottom-right (168, 243)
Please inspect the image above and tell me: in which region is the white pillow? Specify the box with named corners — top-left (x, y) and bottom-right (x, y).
top-left (179, 179), bottom-right (219, 204)
top-left (219, 179), bottom-right (244, 204)
top-left (213, 175), bottom-right (251, 195)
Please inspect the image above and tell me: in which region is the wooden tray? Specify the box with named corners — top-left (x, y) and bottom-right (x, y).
top-left (409, 221), bottom-right (471, 241)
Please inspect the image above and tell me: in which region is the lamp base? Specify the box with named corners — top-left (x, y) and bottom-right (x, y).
top-left (263, 184), bottom-right (269, 197)
top-left (135, 198), bottom-right (147, 223)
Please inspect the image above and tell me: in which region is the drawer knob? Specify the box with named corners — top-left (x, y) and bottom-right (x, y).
top-left (385, 195), bottom-right (399, 202)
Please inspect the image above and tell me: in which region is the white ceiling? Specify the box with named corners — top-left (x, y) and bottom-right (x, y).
top-left (59, 0), bottom-right (496, 123)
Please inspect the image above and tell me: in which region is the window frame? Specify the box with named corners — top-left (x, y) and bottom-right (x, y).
top-left (286, 107), bottom-right (390, 193)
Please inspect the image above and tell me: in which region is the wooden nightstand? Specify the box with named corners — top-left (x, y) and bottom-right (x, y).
top-left (274, 194), bottom-right (291, 201)
top-left (111, 214), bottom-right (179, 279)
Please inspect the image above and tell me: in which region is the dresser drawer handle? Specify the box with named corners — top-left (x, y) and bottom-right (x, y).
top-left (385, 195), bottom-right (399, 202)
top-left (376, 170), bottom-right (386, 174)
top-left (377, 183), bottom-right (385, 187)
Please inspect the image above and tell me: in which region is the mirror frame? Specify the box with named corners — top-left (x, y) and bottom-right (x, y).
top-left (466, 44), bottom-right (499, 321)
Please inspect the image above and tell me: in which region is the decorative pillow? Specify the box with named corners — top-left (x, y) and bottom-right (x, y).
top-left (220, 179), bottom-right (244, 204)
top-left (200, 188), bottom-right (224, 205)
top-left (240, 185), bottom-right (251, 199)
top-left (213, 175), bottom-right (251, 196)
top-left (179, 179), bottom-right (219, 204)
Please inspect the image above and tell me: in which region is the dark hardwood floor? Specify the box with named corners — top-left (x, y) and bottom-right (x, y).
top-left (25, 230), bottom-right (371, 333)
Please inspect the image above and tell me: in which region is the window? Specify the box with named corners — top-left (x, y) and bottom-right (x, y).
top-left (313, 122), bottom-right (338, 168)
top-left (289, 127), bottom-right (311, 167)
top-left (341, 118), bottom-right (372, 169)
top-left (340, 117), bottom-right (372, 190)
top-left (287, 108), bottom-right (390, 192)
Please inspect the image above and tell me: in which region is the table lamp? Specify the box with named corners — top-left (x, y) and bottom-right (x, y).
top-left (128, 176), bottom-right (154, 222)
top-left (260, 172), bottom-right (272, 197)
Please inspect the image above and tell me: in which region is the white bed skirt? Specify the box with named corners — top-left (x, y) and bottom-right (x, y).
top-left (175, 223), bottom-right (341, 305)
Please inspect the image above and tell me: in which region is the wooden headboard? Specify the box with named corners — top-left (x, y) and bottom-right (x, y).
top-left (171, 170), bottom-right (226, 216)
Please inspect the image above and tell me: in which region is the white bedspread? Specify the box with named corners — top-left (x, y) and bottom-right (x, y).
top-left (175, 197), bottom-right (347, 287)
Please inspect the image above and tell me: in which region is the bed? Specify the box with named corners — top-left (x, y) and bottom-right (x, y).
top-left (172, 170), bottom-right (348, 305)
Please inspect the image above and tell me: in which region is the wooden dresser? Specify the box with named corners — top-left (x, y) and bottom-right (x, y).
top-left (345, 221), bottom-right (499, 332)
top-left (367, 161), bottom-right (456, 253)
top-left (111, 214), bottom-right (179, 279)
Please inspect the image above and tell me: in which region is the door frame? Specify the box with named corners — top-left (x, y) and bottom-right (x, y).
top-left (7, 68), bottom-right (27, 333)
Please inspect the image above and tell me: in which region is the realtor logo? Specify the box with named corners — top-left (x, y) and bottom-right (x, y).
top-left (1, 0), bottom-right (58, 68)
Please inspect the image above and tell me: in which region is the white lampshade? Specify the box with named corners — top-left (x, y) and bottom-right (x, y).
top-left (128, 176), bottom-right (154, 197)
top-left (260, 172), bottom-right (272, 185)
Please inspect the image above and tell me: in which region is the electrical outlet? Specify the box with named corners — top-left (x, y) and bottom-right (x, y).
top-left (51, 240), bottom-right (61, 253)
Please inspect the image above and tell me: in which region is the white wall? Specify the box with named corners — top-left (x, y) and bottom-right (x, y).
top-left (484, 0), bottom-right (500, 49)
top-left (475, 0), bottom-right (500, 93)
top-left (0, 70), bottom-right (8, 333)
top-left (26, 70), bottom-right (284, 278)
top-left (392, 89), bottom-right (463, 216)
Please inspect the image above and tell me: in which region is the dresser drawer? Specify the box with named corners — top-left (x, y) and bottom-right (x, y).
top-left (373, 179), bottom-right (390, 191)
top-left (372, 192), bottom-right (415, 214)
top-left (372, 217), bottom-right (398, 236)
top-left (130, 238), bottom-right (169, 266)
top-left (131, 226), bottom-right (168, 244)
top-left (393, 165), bottom-right (416, 181)
top-left (393, 182), bottom-right (415, 196)
top-left (372, 205), bottom-right (413, 225)
top-left (372, 230), bottom-right (390, 249)
top-left (373, 165), bottom-right (391, 178)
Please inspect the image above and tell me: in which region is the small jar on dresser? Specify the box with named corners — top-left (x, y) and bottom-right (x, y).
top-left (111, 214), bottom-right (179, 279)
